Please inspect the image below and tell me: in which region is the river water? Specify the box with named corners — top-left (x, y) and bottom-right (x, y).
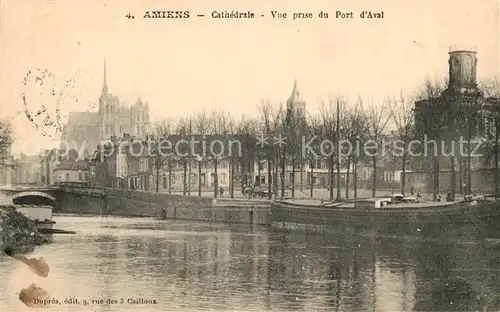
top-left (2, 215), bottom-right (500, 311)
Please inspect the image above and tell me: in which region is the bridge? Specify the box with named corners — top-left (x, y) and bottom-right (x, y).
top-left (0, 186), bottom-right (59, 205)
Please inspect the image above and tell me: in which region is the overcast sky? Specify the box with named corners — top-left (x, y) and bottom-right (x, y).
top-left (1, 0), bottom-right (499, 155)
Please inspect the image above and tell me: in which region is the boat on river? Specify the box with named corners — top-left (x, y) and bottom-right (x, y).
top-left (14, 204), bottom-right (56, 233)
top-left (271, 195), bottom-right (500, 238)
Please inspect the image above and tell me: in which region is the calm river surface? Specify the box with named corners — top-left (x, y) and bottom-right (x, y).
top-left (2, 215), bottom-right (500, 311)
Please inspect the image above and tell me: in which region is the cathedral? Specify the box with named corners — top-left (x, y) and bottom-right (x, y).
top-left (61, 59), bottom-right (151, 157)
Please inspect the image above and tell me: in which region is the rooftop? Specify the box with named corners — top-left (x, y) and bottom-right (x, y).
top-left (449, 44), bottom-right (477, 53)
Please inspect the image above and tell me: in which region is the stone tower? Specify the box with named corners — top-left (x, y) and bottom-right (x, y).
top-left (98, 58), bottom-right (120, 140)
top-left (448, 46), bottom-right (478, 92)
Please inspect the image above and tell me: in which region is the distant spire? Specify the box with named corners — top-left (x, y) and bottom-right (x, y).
top-left (102, 57), bottom-right (108, 95)
top-left (288, 79), bottom-right (300, 104)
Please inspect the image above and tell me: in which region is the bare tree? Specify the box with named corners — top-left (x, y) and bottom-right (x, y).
top-left (236, 115), bottom-right (257, 196)
top-left (194, 110), bottom-right (209, 196)
top-left (480, 78), bottom-right (500, 196)
top-left (175, 117), bottom-right (190, 196)
top-left (152, 118), bottom-right (176, 193)
top-left (223, 114), bottom-right (238, 198)
top-left (306, 114), bottom-right (323, 198)
top-left (208, 110), bottom-right (232, 198)
top-left (316, 96), bottom-right (347, 201)
top-left (258, 100), bottom-right (282, 199)
top-left (341, 100), bottom-right (367, 198)
top-left (361, 99), bottom-right (391, 198)
top-left (286, 106), bottom-right (308, 198)
top-left (454, 89), bottom-right (483, 195)
top-left (317, 100), bottom-right (335, 200)
top-left (388, 90), bottom-right (415, 195)
top-left (0, 120), bottom-right (14, 168)
top-left (296, 113), bottom-right (309, 194)
top-left (416, 78), bottom-right (446, 200)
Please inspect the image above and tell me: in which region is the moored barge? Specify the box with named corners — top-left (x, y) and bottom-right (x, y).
top-left (271, 195), bottom-right (500, 239)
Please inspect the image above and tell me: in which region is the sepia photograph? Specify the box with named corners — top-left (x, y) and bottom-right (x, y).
top-left (1, 0), bottom-right (499, 311)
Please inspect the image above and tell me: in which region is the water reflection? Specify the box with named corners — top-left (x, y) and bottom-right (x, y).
top-left (2, 216), bottom-right (500, 311)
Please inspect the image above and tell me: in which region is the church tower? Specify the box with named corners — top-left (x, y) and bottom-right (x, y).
top-left (286, 79), bottom-right (306, 115)
top-left (99, 57), bottom-right (115, 140)
top-left (448, 46), bottom-right (478, 93)
top-left (102, 57), bottom-right (108, 95)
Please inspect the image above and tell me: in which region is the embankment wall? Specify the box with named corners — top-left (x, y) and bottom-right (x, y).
top-left (57, 187), bottom-right (270, 225)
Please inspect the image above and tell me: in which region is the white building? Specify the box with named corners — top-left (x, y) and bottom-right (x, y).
top-left (0, 161), bottom-right (15, 187)
top-left (116, 151), bottom-right (128, 180)
top-left (53, 160), bottom-right (89, 185)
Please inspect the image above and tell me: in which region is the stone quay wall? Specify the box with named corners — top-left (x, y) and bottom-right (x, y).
top-left (56, 186), bottom-right (271, 225)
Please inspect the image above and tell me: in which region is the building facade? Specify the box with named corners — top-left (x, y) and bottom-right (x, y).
top-left (415, 47), bottom-right (499, 154)
top-left (53, 160), bottom-right (89, 185)
top-left (413, 47), bottom-right (500, 194)
top-left (0, 158), bottom-right (15, 187)
top-left (15, 154), bottom-right (41, 185)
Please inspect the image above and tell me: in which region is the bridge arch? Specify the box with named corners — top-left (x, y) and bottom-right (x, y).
top-left (12, 191), bottom-right (56, 206)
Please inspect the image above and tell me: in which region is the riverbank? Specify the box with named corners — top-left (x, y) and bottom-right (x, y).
top-left (0, 206), bottom-right (45, 253)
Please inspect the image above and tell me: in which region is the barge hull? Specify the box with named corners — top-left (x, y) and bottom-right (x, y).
top-left (270, 200), bottom-right (500, 239)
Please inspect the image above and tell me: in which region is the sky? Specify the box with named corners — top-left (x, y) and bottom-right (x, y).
top-left (1, 0), bottom-right (499, 155)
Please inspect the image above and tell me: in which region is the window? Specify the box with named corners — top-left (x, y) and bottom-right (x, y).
top-left (65, 173), bottom-right (70, 181)
top-left (258, 162), bottom-right (265, 171)
top-left (79, 172), bottom-right (83, 180)
top-left (220, 173), bottom-right (227, 184)
top-left (163, 176), bottom-right (167, 188)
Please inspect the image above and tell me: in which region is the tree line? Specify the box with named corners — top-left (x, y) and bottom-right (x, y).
top-left (1, 78), bottom-right (499, 199)
top-left (136, 78), bottom-right (500, 199)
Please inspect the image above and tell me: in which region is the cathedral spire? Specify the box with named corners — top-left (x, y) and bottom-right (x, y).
top-left (102, 57), bottom-right (108, 95)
